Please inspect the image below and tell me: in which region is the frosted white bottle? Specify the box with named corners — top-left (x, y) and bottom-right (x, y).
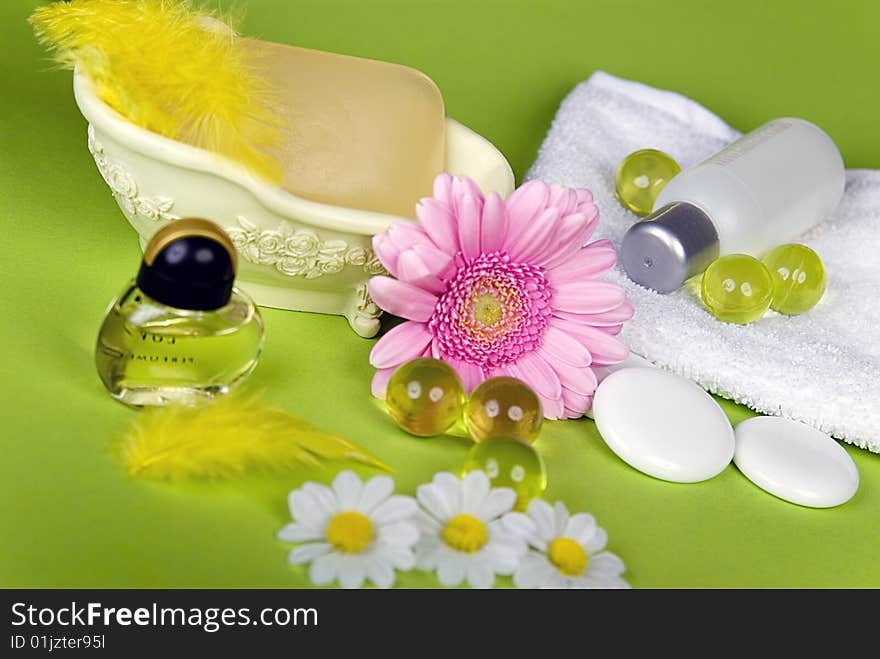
top-left (621, 118), bottom-right (845, 293)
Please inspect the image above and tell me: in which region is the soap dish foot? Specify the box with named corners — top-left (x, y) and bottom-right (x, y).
top-left (346, 284), bottom-right (383, 338)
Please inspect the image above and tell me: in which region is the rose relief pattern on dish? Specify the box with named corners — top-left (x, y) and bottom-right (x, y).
top-left (227, 216), bottom-right (388, 280)
top-left (87, 125), bottom-right (181, 223)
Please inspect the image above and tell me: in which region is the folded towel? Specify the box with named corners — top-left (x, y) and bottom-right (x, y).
top-left (527, 71), bottom-right (880, 452)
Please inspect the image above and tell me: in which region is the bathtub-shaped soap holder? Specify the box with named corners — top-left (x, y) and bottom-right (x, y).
top-left (73, 53), bottom-right (514, 338)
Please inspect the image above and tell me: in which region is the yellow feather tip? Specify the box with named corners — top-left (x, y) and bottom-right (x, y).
top-left (115, 395), bottom-right (392, 481)
top-left (30, 0), bottom-right (285, 182)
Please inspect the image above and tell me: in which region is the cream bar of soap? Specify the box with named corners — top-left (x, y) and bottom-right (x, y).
top-left (252, 41), bottom-right (446, 217)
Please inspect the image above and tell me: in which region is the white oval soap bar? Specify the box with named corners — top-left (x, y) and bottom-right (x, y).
top-left (734, 416), bottom-right (859, 508)
top-left (592, 368), bottom-right (734, 483)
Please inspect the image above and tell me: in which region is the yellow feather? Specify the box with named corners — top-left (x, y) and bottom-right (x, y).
top-left (115, 395), bottom-right (392, 481)
top-left (30, 0), bottom-right (285, 182)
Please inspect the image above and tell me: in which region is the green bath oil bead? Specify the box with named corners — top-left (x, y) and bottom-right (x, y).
top-left (464, 377), bottom-right (543, 443)
top-left (462, 437), bottom-right (547, 511)
top-left (386, 358), bottom-right (465, 437)
top-left (762, 244), bottom-right (826, 315)
top-left (615, 149), bottom-right (681, 216)
top-left (701, 254), bottom-right (773, 324)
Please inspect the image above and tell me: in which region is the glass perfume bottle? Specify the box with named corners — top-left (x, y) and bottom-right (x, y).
top-left (95, 218), bottom-right (264, 406)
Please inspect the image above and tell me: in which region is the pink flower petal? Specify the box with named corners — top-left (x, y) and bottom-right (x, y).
top-left (584, 238), bottom-right (615, 252)
top-left (447, 358), bottom-right (486, 393)
top-left (506, 350), bottom-right (562, 400)
top-left (583, 333), bottom-right (629, 366)
top-left (578, 203), bottom-right (600, 240)
top-left (578, 237), bottom-right (615, 266)
top-left (371, 367), bottom-right (396, 398)
top-left (505, 180), bottom-right (549, 234)
top-left (386, 221), bottom-right (431, 250)
top-left (552, 280), bottom-right (626, 314)
top-left (550, 360), bottom-right (598, 396)
top-left (524, 209), bottom-right (586, 268)
top-left (480, 193), bottom-right (508, 254)
top-left (553, 300), bottom-right (635, 327)
top-left (375, 223), bottom-right (437, 276)
top-left (457, 194), bottom-right (482, 263)
top-left (368, 276), bottom-right (438, 322)
top-left (410, 243), bottom-right (456, 281)
top-left (547, 205), bottom-right (600, 268)
top-left (554, 321), bottom-right (630, 365)
top-left (545, 242), bottom-right (617, 287)
top-left (504, 206), bottom-right (560, 262)
top-left (537, 325), bottom-right (592, 367)
top-left (397, 251), bottom-right (447, 295)
top-left (562, 386), bottom-right (592, 418)
top-left (538, 392), bottom-right (565, 420)
top-left (416, 198), bottom-right (460, 254)
top-left (432, 173), bottom-right (455, 207)
top-left (548, 184), bottom-right (578, 216)
top-left (372, 233), bottom-right (402, 276)
top-left (369, 321), bottom-right (434, 369)
top-left (544, 206), bottom-right (599, 269)
top-left (536, 211), bottom-right (587, 268)
top-left (452, 176), bottom-right (485, 210)
top-left (574, 188), bottom-right (594, 207)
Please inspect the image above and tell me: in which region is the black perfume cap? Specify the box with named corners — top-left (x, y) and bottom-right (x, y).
top-left (137, 218), bottom-right (238, 310)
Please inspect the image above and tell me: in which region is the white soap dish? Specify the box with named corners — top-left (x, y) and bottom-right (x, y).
top-left (74, 69), bottom-right (514, 337)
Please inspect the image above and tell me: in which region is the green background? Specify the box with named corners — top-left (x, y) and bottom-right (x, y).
top-left (2, 0), bottom-right (878, 588)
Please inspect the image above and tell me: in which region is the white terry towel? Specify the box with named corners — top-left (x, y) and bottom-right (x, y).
top-left (527, 71), bottom-right (880, 452)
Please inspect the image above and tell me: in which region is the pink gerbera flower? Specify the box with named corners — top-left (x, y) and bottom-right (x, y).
top-left (368, 174), bottom-right (633, 419)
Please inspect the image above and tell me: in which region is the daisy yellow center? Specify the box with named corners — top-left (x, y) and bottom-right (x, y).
top-left (326, 511), bottom-right (373, 553)
top-left (474, 293), bottom-right (503, 326)
top-left (441, 514), bottom-right (488, 553)
top-left (548, 537), bottom-right (588, 576)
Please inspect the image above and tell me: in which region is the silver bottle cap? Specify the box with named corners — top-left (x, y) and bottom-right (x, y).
top-left (620, 202), bottom-right (720, 293)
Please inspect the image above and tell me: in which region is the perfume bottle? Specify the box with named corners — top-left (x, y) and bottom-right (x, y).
top-left (95, 218), bottom-right (264, 406)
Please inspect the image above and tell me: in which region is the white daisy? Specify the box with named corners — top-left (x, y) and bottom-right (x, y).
top-left (503, 499), bottom-right (629, 589)
top-left (277, 470), bottom-right (418, 589)
top-left (414, 470), bottom-right (527, 588)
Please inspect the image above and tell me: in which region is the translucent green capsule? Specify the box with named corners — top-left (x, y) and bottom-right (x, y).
top-left (701, 254), bottom-right (773, 324)
top-left (615, 149), bottom-right (681, 216)
top-left (386, 358), bottom-right (465, 437)
top-left (762, 244), bottom-right (826, 315)
top-left (462, 437), bottom-right (546, 511)
top-left (464, 377), bottom-right (542, 444)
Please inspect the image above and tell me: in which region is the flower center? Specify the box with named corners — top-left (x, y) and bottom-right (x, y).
top-left (326, 511), bottom-right (373, 553)
top-left (429, 252), bottom-right (553, 369)
top-left (441, 514), bottom-right (488, 553)
top-left (547, 537), bottom-right (588, 576)
top-left (474, 293), bottom-right (503, 326)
